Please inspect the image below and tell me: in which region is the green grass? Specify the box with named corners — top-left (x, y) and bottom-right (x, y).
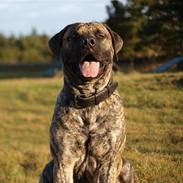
top-left (0, 72), bottom-right (182, 183)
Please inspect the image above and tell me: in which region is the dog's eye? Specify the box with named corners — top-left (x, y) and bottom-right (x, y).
top-left (72, 32), bottom-right (79, 38)
top-left (99, 34), bottom-right (105, 38)
top-left (67, 32), bottom-right (79, 41)
top-left (67, 33), bottom-right (79, 41)
top-left (95, 32), bottom-right (106, 39)
top-left (67, 37), bottom-right (72, 41)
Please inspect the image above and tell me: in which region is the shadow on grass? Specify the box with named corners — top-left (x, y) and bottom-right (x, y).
top-left (0, 71), bottom-right (45, 79)
top-left (0, 63), bottom-right (62, 79)
top-left (0, 69), bottom-right (63, 79)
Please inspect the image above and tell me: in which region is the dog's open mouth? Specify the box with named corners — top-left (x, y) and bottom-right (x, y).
top-left (79, 54), bottom-right (100, 78)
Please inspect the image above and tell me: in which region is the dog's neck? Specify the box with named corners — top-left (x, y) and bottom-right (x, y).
top-left (63, 67), bottom-right (113, 97)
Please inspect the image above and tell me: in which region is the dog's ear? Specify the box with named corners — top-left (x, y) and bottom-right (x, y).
top-left (48, 24), bottom-right (71, 57)
top-left (103, 24), bottom-right (123, 61)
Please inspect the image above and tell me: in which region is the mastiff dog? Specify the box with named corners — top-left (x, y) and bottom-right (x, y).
top-left (40, 22), bottom-right (138, 183)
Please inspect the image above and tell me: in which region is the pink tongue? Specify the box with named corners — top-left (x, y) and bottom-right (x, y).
top-left (80, 61), bottom-right (100, 78)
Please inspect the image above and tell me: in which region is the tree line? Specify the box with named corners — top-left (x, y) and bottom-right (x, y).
top-left (106, 0), bottom-right (183, 61)
top-left (0, 30), bottom-right (52, 64)
top-left (0, 0), bottom-right (182, 64)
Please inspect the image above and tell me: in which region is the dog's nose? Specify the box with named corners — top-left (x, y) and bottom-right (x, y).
top-left (82, 37), bottom-right (96, 47)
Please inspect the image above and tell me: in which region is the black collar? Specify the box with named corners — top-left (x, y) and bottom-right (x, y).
top-left (66, 81), bottom-right (118, 109)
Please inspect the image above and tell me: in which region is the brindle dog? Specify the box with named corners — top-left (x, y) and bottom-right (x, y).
top-left (40, 22), bottom-right (138, 183)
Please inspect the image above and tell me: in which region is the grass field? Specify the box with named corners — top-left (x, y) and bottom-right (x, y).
top-left (0, 72), bottom-right (182, 183)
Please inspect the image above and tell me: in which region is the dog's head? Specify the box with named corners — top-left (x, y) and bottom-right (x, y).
top-left (49, 22), bottom-right (123, 83)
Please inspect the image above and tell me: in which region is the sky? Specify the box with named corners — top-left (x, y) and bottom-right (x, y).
top-left (0, 0), bottom-right (116, 36)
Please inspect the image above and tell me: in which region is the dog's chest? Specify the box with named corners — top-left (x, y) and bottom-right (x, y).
top-left (59, 93), bottom-right (123, 129)
top-left (52, 92), bottom-right (126, 179)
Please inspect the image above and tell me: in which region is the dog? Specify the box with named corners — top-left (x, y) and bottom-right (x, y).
top-left (39, 22), bottom-right (138, 183)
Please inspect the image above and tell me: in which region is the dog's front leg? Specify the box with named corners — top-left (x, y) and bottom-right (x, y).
top-left (52, 158), bottom-right (74, 183)
top-left (50, 120), bottom-right (86, 183)
top-left (51, 139), bottom-right (82, 183)
top-left (93, 158), bottom-right (122, 183)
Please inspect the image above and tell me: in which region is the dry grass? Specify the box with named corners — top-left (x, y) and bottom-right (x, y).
top-left (0, 72), bottom-right (182, 183)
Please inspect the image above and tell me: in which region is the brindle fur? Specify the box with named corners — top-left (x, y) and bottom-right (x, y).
top-left (39, 22), bottom-right (138, 183)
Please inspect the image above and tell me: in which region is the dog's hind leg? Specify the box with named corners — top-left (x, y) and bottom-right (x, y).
top-left (117, 159), bottom-right (139, 183)
top-left (39, 160), bottom-right (54, 183)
